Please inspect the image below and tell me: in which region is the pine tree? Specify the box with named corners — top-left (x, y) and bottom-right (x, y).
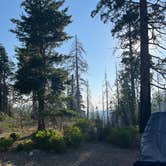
top-left (0, 45), bottom-right (13, 114)
top-left (11, 0), bottom-right (72, 130)
top-left (139, 0), bottom-right (150, 133)
top-left (85, 80), bottom-right (90, 119)
top-left (92, 0), bottom-right (166, 132)
top-left (68, 35), bottom-right (88, 114)
top-left (92, 0), bottom-right (140, 126)
top-left (104, 72), bottom-right (109, 124)
top-left (66, 74), bottom-right (76, 111)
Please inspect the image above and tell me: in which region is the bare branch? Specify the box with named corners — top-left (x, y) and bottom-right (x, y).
top-left (151, 83), bottom-right (166, 90)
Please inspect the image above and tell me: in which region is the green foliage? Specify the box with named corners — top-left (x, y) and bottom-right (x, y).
top-left (73, 119), bottom-right (95, 141)
top-left (16, 143), bottom-right (24, 152)
top-left (64, 126), bottom-right (83, 148)
top-left (0, 113), bottom-right (9, 121)
top-left (49, 132), bottom-right (66, 153)
top-left (106, 127), bottom-right (140, 148)
top-left (9, 133), bottom-right (20, 141)
top-left (94, 119), bottom-right (104, 141)
top-left (68, 36), bottom-right (88, 112)
top-left (33, 130), bottom-right (55, 150)
top-left (62, 109), bottom-right (79, 117)
top-left (73, 119), bottom-right (93, 140)
top-left (0, 45), bottom-right (14, 114)
top-left (16, 139), bottom-right (34, 152)
top-left (49, 108), bottom-right (78, 118)
top-left (11, 0), bottom-right (72, 95)
top-left (0, 137), bottom-right (14, 151)
top-left (11, 0), bottom-right (72, 130)
top-left (33, 130), bottom-right (65, 152)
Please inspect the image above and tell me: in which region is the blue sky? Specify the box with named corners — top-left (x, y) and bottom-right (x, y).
top-left (0, 0), bottom-right (117, 108)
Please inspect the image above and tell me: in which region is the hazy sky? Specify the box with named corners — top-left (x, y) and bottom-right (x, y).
top-left (0, 0), bottom-right (118, 108)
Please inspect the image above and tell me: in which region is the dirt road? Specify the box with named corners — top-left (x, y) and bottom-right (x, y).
top-left (0, 143), bottom-right (139, 166)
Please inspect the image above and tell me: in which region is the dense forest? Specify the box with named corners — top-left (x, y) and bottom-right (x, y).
top-left (0, 0), bottom-right (166, 166)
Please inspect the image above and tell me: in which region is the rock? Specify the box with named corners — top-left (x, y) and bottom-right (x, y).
top-left (29, 149), bottom-right (42, 157)
top-left (4, 161), bottom-right (12, 166)
top-left (29, 151), bottom-right (34, 156)
top-left (32, 149), bottom-right (41, 154)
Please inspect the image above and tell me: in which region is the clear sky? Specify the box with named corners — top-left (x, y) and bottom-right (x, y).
top-left (0, 0), bottom-right (117, 108)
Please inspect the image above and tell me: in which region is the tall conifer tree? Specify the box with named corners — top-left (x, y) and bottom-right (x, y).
top-left (11, 0), bottom-right (72, 130)
top-left (0, 45), bottom-right (13, 114)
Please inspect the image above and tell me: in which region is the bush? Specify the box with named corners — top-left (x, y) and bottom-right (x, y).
top-left (130, 126), bottom-right (140, 148)
top-left (33, 130), bottom-right (65, 152)
top-left (0, 113), bottom-right (8, 121)
top-left (94, 119), bottom-right (104, 141)
top-left (16, 143), bottom-right (24, 152)
top-left (64, 126), bottom-right (84, 148)
top-left (10, 133), bottom-right (20, 141)
top-left (33, 130), bottom-right (54, 150)
top-left (16, 139), bottom-right (34, 152)
top-left (107, 127), bottom-right (140, 148)
top-left (0, 137), bottom-right (13, 151)
top-left (73, 119), bottom-right (95, 141)
top-left (49, 132), bottom-right (66, 153)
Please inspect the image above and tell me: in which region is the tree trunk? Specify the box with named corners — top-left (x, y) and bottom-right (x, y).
top-left (37, 90), bottom-right (45, 131)
top-left (75, 36), bottom-right (81, 113)
top-left (0, 82), bottom-right (2, 112)
top-left (140, 0), bottom-right (151, 133)
top-left (129, 22), bottom-right (136, 126)
top-left (71, 74), bottom-right (75, 110)
top-left (115, 65), bottom-right (120, 126)
top-left (102, 90), bottom-right (105, 125)
top-left (86, 81), bottom-right (90, 119)
top-left (105, 72), bottom-right (109, 124)
top-left (3, 77), bottom-right (8, 114)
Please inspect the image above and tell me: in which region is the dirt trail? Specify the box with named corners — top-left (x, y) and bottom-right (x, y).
top-left (0, 143), bottom-right (139, 166)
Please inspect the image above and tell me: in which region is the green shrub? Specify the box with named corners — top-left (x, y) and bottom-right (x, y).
top-left (64, 126), bottom-right (84, 148)
top-left (73, 119), bottom-right (95, 141)
top-left (0, 113), bottom-right (9, 121)
top-left (49, 132), bottom-right (66, 153)
top-left (94, 119), bottom-right (104, 141)
top-left (0, 137), bottom-right (13, 151)
top-left (130, 126), bottom-right (140, 147)
top-left (102, 125), bottom-right (112, 141)
top-left (107, 127), bottom-right (139, 148)
top-left (16, 143), bottom-right (24, 152)
top-left (32, 130), bottom-right (54, 150)
top-left (23, 139), bottom-right (34, 151)
top-left (16, 139), bottom-right (34, 152)
top-left (32, 130), bottom-right (65, 152)
top-left (10, 133), bottom-right (20, 141)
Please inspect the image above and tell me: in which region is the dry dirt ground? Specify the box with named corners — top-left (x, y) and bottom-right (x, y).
top-left (0, 143), bottom-right (139, 166)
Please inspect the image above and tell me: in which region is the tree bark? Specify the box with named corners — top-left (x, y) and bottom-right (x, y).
top-left (0, 82), bottom-right (2, 112)
top-left (140, 0), bottom-right (151, 133)
top-left (37, 90), bottom-right (45, 131)
top-left (86, 80), bottom-right (90, 119)
top-left (75, 36), bottom-right (81, 113)
top-left (129, 22), bottom-right (136, 126)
